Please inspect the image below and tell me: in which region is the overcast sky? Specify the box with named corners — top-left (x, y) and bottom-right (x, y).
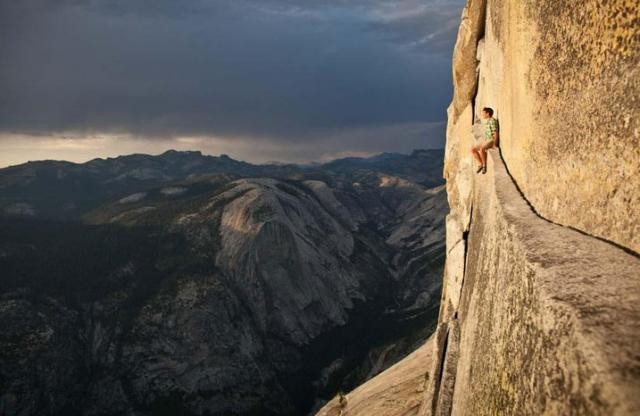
top-left (0, 0), bottom-right (465, 167)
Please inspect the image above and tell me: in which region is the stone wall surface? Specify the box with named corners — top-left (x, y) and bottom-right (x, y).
top-left (316, 1), bottom-right (640, 415)
top-left (475, 0), bottom-right (640, 254)
top-left (314, 336), bottom-right (435, 416)
top-left (443, 0), bottom-right (640, 414)
top-left (450, 151), bottom-right (640, 415)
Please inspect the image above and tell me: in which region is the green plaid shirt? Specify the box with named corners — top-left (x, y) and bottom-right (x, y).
top-left (485, 117), bottom-right (499, 140)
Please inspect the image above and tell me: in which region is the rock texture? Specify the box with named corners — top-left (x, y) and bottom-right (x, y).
top-left (315, 337), bottom-right (435, 416)
top-left (474, 0), bottom-right (640, 253)
top-left (317, 1), bottom-right (640, 415)
top-left (449, 151), bottom-right (640, 415)
top-left (0, 151), bottom-right (448, 416)
top-left (0, 149), bottom-right (444, 221)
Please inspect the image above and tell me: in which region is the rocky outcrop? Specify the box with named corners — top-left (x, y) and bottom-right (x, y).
top-left (315, 336), bottom-right (435, 416)
top-left (0, 160), bottom-right (448, 415)
top-left (317, 1), bottom-right (640, 415)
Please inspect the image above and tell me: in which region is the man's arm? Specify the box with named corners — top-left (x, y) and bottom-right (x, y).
top-left (493, 130), bottom-right (500, 147)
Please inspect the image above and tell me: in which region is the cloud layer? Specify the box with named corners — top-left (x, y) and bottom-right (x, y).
top-left (0, 0), bottom-right (464, 165)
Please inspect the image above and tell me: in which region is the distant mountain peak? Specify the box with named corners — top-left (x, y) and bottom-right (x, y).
top-left (160, 149), bottom-right (204, 157)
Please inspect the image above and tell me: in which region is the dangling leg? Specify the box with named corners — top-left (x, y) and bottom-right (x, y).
top-left (471, 145), bottom-right (483, 172)
top-left (479, 140), bottom-right (494, 174)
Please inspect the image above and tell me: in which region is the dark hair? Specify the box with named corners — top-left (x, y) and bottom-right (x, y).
top-left (482, 107), bottom-right (494, 117)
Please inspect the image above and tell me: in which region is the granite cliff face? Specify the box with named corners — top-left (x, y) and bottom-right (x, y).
top-left (318, 1), bottom-right (640, 415)
top-left (0, 150), bottom-right (447, 415)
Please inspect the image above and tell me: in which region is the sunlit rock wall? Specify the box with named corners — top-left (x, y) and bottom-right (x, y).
top-left (440, 0), bottom-right (640, 415)
top-left (316, 1), bottom-right (640, 415)
top-left (466, 0), bottom-right (639, 253)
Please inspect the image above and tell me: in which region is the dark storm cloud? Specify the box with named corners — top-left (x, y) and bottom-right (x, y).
top-left (364, 7), bottom-right (462, 54)
top-left (0, 0), bottom-right (465, 160)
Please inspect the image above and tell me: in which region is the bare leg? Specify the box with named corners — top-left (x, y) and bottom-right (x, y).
top-left (471, 145), bottom-right (483, 166)
top-left (480, 146), bottom-right (487, 167)
top-left (480, 141), bottom-right (494, 169)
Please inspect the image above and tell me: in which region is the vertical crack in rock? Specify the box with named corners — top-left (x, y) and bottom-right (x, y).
top-left (425, 323), bottom-right (450, 416)
top-left (435, 319), bottom-right (460, 416)
top-left (460, 207), bottom-right (472, 288)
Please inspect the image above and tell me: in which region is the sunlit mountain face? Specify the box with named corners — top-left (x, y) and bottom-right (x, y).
top-left (0, 149), bottom-right (447, 415)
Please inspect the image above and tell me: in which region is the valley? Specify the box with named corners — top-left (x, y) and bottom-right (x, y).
top-left (0, 150), bottom-right (447, 415)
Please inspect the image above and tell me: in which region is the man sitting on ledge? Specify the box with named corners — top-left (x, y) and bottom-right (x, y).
top-left (471, 107), bottom-right (500, 174)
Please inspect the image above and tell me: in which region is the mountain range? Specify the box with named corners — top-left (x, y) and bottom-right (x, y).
top-left (0, 149), bottom-right (447, 415)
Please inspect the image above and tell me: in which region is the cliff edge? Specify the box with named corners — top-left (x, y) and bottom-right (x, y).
top-left (317, 1), bottom-right (640, 415)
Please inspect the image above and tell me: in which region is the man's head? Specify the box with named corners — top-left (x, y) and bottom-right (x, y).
top-left (481, 107), bottom-right (494, 119)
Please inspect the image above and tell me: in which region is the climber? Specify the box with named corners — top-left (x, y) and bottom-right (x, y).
top-left (471, 107), bottom-right (499, 174)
